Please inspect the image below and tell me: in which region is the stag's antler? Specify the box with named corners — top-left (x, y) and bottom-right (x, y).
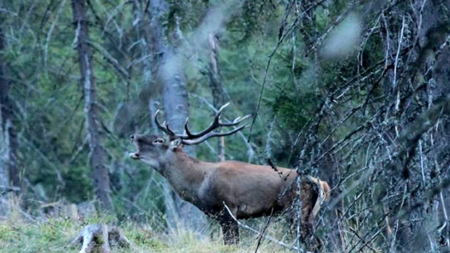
top-left (154, 109), bottom-right (176, 136)
top-left (154, 103), bottom-right (251, 145)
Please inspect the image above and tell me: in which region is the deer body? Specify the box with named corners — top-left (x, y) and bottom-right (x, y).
top-left (159, 151), bottom-right (296, 218)
top-left (129, 103), bottom-right (330, 246)
top-left (200, 161), bottom-right (297, 218)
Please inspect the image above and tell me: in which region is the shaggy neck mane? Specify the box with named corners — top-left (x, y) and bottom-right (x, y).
top-left (160, 149), bottom-right (208, 202)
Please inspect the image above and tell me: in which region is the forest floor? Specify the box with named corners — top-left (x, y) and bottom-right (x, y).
top-left (0, 215), bottom-right (293, 253)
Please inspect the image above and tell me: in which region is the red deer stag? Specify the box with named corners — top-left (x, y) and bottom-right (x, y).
top-left (129, 103), bottom-right (330, 247)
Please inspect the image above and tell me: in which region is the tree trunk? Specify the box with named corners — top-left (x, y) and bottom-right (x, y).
top-left (0, 17), bottom-right (9, 205)
top-left (71, 0), bottom-right (113, 212)
top-left (132, 0), bottom-right (161, 132)
top-left (0, 13), bottom-right (20, 194)
top-left (161, 50), bottom-right (208, 231)
top-left (418, 1), bottom-right (450, 250)
top-left (146, 0), bottom-right (206, 232)
top-left (385, 1), bottom-right (450, 251)
top-left (208, 33), bottom-right (226, 162)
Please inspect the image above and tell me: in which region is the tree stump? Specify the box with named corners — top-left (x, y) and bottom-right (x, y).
top-left (69, 224), bottom-right (131, 253)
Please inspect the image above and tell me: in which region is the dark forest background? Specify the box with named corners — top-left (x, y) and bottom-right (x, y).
top-left (1, 0), bottom-right (450, 252)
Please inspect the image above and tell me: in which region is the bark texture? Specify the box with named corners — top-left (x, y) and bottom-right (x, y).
top-left (146, 0), bottom-right (206, 231)
top-left (208, 33), bottom-right (226, 162)
top-left (0, 14), bottom-right (19, 193)
top-left (71, 0), bottom-right (113, 212)
top-left (69, 224), bottom-right (131, 253)
top-left (0, 15), bottom-right (9, 193)
top-left (395, 1), bottom-right (450, 251)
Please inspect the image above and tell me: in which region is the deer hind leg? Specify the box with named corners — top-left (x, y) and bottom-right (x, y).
top-left (220, 219), bottom-right (239, 245)
top-left (218, 206), bottom-right (240, 245)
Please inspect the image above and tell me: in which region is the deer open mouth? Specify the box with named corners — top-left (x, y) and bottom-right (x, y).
top-left (129, 135), bottom-right (140, 159)
top-left (129, 152), bottom-right (140, 159)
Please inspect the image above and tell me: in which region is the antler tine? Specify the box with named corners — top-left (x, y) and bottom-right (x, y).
top-left (184, 117), bottom-right (189, 135)
top-left (154, 109), bottom-right (168, 134)
top-left (217, 102), bottom-right (230, 114)
top-left (164, 122), bottom-right (176, 136)
top-left (154, 109), bottom-right (176, 136)
top-left (181, 124), bottom-right (248, 145)
top-left (220, 114), bottom-right (252, 127)
top-left (183, 117), bottom-right (195, 138)
top-left (182, 103), bottom-right (227, 139)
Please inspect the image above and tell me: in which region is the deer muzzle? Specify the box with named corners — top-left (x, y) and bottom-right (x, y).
top-left (129, 152), bottom-right (140, 159)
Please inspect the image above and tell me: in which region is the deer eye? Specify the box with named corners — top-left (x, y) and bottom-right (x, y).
top-left (153, 138), bottom-right (164, 144)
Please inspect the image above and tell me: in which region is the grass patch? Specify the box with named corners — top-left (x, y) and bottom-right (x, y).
top-left (0, 217), bottom-right (294, 253)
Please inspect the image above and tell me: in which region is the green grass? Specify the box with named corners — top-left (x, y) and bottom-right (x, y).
top-left (0, 216), bottom-right (294, 253)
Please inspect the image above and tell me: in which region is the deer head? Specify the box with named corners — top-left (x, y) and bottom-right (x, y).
top-left (129, 103), bottom-right (250, 171)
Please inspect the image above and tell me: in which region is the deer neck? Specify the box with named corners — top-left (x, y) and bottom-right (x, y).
top-left (160, 150), bottom-right (207, 203)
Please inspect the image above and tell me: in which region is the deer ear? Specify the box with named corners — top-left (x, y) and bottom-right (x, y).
top-left (169, 139), bottom-right (182, 150)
